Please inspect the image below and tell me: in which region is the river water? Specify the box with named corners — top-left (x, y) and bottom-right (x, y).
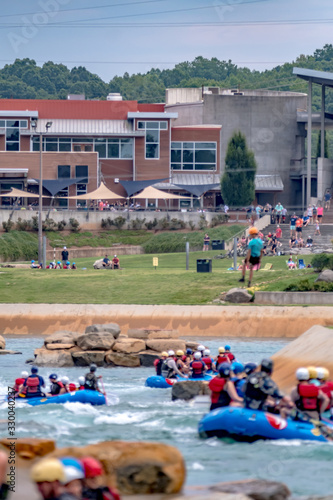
top-left (1, 337), bottom-right (333, 496)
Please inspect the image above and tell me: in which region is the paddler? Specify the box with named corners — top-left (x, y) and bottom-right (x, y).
top-left (208, 363), bottom-right (244, 411)
top-left (202, 349), bottom-right (214, 371)
top-left (21, 366), bottom-right (45, 399)
top-left (161, 350), bottom-right (187, 379)
top-left (47, 374), bottom-right (64, 396)
top-left (84, 364), bottom-right (102, 392)
top-left (13, 371), bottom-right (28, 396)
top-left (189, 352), bottom-right (207, 379)
top-left (290, 367), bottom-right (329, 420)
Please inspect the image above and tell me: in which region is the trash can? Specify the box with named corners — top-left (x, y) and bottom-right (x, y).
top-left (211, 239), bottom-right (225, 250)
top-left (197, 259), bottom-right (212, 273)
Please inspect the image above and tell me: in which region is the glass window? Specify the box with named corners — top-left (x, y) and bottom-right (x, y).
top-left (58, 165), bottom-right (70, 178)
top-left (195, 142), bottom-right (216, 149)
top-left (6, 129), bottom-right (19, 142)
top-left (183, 142), bottom-right (194, 149)
top-left (138, 121), bottom-right (145, 129)
top-left (72, 137), bottom-right (93, 143)
top-left (19, 120), bottom-right (28, 128)
top-left (7, 120), bottom-right (19, 128)
top-left (195, 150), bottom-right (216, 163)
top-left (120, 139), bottom-right (132, 158)
top-left (146, 121), bottom-right (159, 129)
top-left (170, 141), bottom-right (217, 171)
top-left (0, 120), bottom-right (5, 127)
top-left (108, 142), bottom-right (119, 158)
top-left (171, 163), bottom-right (181, 170)
top-left (75, 165), bottom-right (88, 182)
top-left (171, 142), bottom-right (181, 148)
top-left (59, 142), bottom-right (71, 152)
top-left (32, 137), bottom-right (40, 152)
top-left (183, 149), bottom-right (193, 163)
top-left (57, 188), bottom-right (68, 208)
top-left (171, 149), bottom-right (181, 162)
top-left (159, 121), bottom-right (168, 130)
top-left (146, 143), bottom-right (159, 159)
top-left (6, 142), bottom-right (19, 151)
top-left (94, 142), bottom-right (106, 158)
top-left (45, 137), bottom-right (58, 152)
top-left (195, 164), bottom-right (215, 170)
top-left (146, 130), bottom-right (159, 143)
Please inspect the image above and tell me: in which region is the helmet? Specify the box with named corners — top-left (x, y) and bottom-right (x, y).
top-left (218, 347), bottom-right (225, 354)
top-left (161, 351), bottom-right (168, 357)
top-left (90, 364), bottom-right (97, 372)
top-left (219, 363), bottom-right (231, 378)
top-left (59, 457), bottom-right (84, 484)
top-left (78, 376), bottom-right (85, 385)
top-left (224, 345), bottom-right (231, 351)
top-left (322, 368), bottom-right (330, 381)
top-left (307, 366), bottom-right (317, 379)
top-left (57, 261), bottom-right (61, 264)
top-left (61, 376), bottom-right (69, 384)
top-left (31, 366), bottom-right (38, 374)
top-left (249, 227), bottom-right (259, 235)
top-left (31, 260), bottom-right (35, 263)
top-left (73, 262), bottom-right (76, 265)
top-left (261, 358), bottom-right (273, 374)
top-left (81, 456), bottom-right (104, 478)
top-left (194, 352), bottom-right (202, 360)
top-left (231, 362), bottom-right (244, 375)
top-left (186, 348), bottom-right (192, 355)
top-left (203, 349), bottom-right (210, 356)
top-left (244, 362), bottom-right (257, 375)
top-left (66, 261), bottom-right (70, 265)
top-left (316, 367), bottom-right (326, 381)
top-left (64, 246), bottom-right (67, 250)
top-left (197, 345), bottom-right (205, 352)
top-left (176, 350), bottom-right (184, 356)
top-left (31, 458), bottom-right (65, 483)
top-left (168, 350), bottom-right (175, 356)
top-left (114, 254), bottom-right (117, 257)
top-left (21, 371), bottom-right (29, 378)
top-left (296, 367), bottom-right (310, 381)
top-left (49, 373), bottom-right (58, 380)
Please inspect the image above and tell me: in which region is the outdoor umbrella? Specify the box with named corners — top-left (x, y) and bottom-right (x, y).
top-left (132, 185), bottom-right (191, 211)
top-left (68, 182), bottom-right (125, 200)
top-left (0, 188), bottom-right (49, 198)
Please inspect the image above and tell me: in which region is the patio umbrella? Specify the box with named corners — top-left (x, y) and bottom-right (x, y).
top-left (68, 182), bottom-right (125, 200)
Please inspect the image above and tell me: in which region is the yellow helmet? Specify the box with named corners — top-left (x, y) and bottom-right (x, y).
top-left (31, 459), bottom-right (65, 483)
top-left (249, 227), bottom-right (259, 235)
top-left (218, 347), bottom-right (225, 354)
top-left (321, 368), bottom-right (330, 381)
top-left (307, 366), bottom-right (317, 379)
top-left (176, 350), bottom-right (184, 356)
top-left (161, 351), bottom-right (168, 357)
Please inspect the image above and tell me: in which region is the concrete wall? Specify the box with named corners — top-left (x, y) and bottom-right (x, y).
top-left (317, 157), bottom-right (333, 200)
top-left (255, 291), bottom-right (333, 305)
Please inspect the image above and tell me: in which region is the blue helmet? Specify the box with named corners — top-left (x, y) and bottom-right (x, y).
top-left (219, 363), bottom-right (231, 378)
top-left (231, 362), bottom-right (244, 375)
top-left (49, 373), bottom-right (57, 380)
top-left (31, 366), bottom-right (38, 374)
top-left (60, 457), bottom-right (84, 472)
top-left (31, 260), bottom-right (35, 263)
top-left (244, 362), bottom-right (258, 375)
top-left (224, 344), bottom-right (231, 351)
top-left (66, 261), bottom-right (70, 265)
top-left (72, 262), bottom-right (76, 265)
top-left (186, 348), bottom-right (192, 355)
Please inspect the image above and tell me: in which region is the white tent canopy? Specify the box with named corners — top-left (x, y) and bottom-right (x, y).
top-left (132, 186), bottom-right (191, 200)
top-left (0, 187), bottom-right (49, 198)
top-left (68, 182), bottom-right (125, 200)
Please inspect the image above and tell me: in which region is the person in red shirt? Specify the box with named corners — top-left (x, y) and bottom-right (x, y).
top-left (275, 225), bottom-right (282, 241)
top-left (209, 363), bottom-right (243, 411)
top-left (112, 255), bottom-right (120, 269)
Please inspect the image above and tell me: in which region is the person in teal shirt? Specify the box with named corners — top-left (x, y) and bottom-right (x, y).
top-left (239, 227), bottom-right (264, 287)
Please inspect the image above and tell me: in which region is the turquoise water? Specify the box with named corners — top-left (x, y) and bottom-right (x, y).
top-left (1, 337), bottom-right (333, 496)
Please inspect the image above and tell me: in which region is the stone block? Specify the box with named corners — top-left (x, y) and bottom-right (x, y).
top-left (76, 332), bottom-right (115, 351)
top-left (85, 323), bottom-right (121, 338)
top-left (225, 288), bottom-right (252, 303)
top-left (105, 351), bottom-right (140, 367)
top-left (172, 380), bottom-right (211, 401)
top-left (34, 348), bottom-right (74, 367)
top-left (210, 479), bottom-right (291, 500)
top-left (146, 339), bottom-right (186, 353)
top-left (0, 437), bottom-right (56, 459)
top-left (113, 338), bottom-right (146, 354)
top-left (0, 335), bottom-right (5, 349)
top-left (46, 343), bottom-right (75, 350)
top-left (72, 350), bottom-right (105, 367)
top-left (139, 351), bottom-right (160, 367)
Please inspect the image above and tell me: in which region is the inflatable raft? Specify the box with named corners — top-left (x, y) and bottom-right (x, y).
top-left (19, 390), bottom-right (106, 407)
top-left (145, 374), bottom-right (212, 389)
top-left (198, 406), bottom-right (333, 443)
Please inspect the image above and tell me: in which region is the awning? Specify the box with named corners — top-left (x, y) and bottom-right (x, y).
top-left (68, 182), bottom-right (124, 200)
top-left (33, 177), bottom-right (87, 196)
top-left (173, 183), bottom-right (220, 197)
top-left (255, 175), bottom-right (284, 192)
top-left (132, 186), bottom-right (191, 200)
top-left (0, 187), bottom-right (49, 198)
top-left (120, 178), bottom-right (169, 197)
top-left (0, 168), bottom-right (29, 175)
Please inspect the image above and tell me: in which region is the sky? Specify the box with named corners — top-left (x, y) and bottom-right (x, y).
top-left (0, 0), bottom-right (332, 83)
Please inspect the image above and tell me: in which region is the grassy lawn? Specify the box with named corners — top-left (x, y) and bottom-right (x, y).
top-left (0, 252), bottom-right (316, 305)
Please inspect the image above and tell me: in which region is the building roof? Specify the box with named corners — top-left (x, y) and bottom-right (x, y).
top-left (127, 112), bottom-right (178, 119)
top-left (255, 174), bottom-right (284, 192)
top-left (293, 67), bottom-right (333, 88)
top-left (21, 118), bottom-right (145, 136)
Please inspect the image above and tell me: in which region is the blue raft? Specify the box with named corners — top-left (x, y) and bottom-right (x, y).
top-left (145, 374), bottom-right (212, 389)
top-left (198, 406), bottom-right (333, 443)
top-left (19, 390), bottom-right (106, 407)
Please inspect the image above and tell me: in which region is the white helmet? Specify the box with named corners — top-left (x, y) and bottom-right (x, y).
top-left (62, 465), bottom-right (85, 485)
top-left (296, 367), bottom-right (309, 381)
top-left (203, 349), bottom-right (210, 356)
top-left (316, 367), bottom-right (326, 381)
top-left (61, 376), bottom-right (69, 384)
top-left (194, 352), bottom-right (202, 360)
top-left (197, 345), bottom-right (205, 352)
top-left (21, 371), bottom-right (29, 378)
top-left (78, 376), bottom-right (85, 385)
top-left (168, 350), bottom-right (175, 356)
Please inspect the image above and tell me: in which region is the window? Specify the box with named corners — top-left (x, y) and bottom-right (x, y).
top-left (30, 136), bottom-right (133, 158)
top-left (58, 165), bottom-right (70, 178)
top-left (0, 119), bottom-right (29, 151)
top-left (75, 165), bottom-right (88, 182)
top-left (137, 121), bottom-right (168, 160)
top-left (171, 141), bottom-right (217, 171)
top-left (104, 138), bottom-right (133, 159)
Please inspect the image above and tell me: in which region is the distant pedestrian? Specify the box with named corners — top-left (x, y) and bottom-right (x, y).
top-left (324, 190), bottom-right (331, 210)
top-left (61, 246), bottom-right (69, 266)
top-left (317, 204), bottom-right (323, 223)
top-left (203, 233), bottom-right (210, 251)
top-left (315, 221), bottom-right (321, 236)
top-left (275, 202), bottom-right (283, 224)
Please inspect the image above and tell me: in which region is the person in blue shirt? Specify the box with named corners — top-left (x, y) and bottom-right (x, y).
top-left (239, 226), bottom-right (264, 287)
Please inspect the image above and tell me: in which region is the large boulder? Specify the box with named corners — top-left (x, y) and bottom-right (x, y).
top-left (46, 343), bottom-right (75, 350)
top-left (185, 341), bottom-right (200, 351)
top-left (50, 440), bottom-right (185, 495)
top-left (127, 329), bottom-right (149, 340)
top-left (315, 269), bottom-right (333, 283)
top-left (0, 438), bottom-right (55, 460)
top-left (172, 381), bottom-right (211, 401)
top-left (44, 331), bottom-right (76, 347)
top-left (72, 351), bottom-right (105, 367)
top-left (147, 330), bottom-right (179, 340)
top-left (139, 351), bottom-right (160, 367)
top-left (146, 339), bottom-right (186, 353)
top-left (225, 288), bottom-right (252, 303)
top-left (76, 332), bottom-right (115, 351)
top-left (105, 351), bottom-right (140, 367)
top-left (0, 335), bottom-right (6, 349)
top-left (113, 338), bottom-right (146, 354)
top-left (0, 350), bottom-right (21, 355)
top-left (210, 479), bottom-right (291, 500)
top-left (34, 347), bottom-right (74, 367)
top-left (85, 323), bottom-right (121, 338)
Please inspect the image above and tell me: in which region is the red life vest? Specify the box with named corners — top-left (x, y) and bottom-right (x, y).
top-left (320, 381), bottom-right (333, 406)
top-left (25, 376), bottom-right (41, 395)
top-left (181, 355), bottom-right (187, 362)
top-left (14, 378), bottom-right (25, 392)
top-left (217, 355), bottom-right (230, 365)
top-left (202, 356), bottom-right (212, 370)
top-left (191, 360), bottom-right (205, 376)
top-left (69, 383), bottom-right (77, 392)
top-left (226, 353), bottom-right (235, 362)
top-left (297, 383), bottom-right (320, 411)
top-left (209, 377), bottom-right (226, 403)
top-left (79, 385), bottom-right (85, 390)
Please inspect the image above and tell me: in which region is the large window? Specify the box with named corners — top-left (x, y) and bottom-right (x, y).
top-left (32, 136), bottom-right (133, 158)
top-left (0, 119), bottom-right (27, 151)
top-left (75, 165), bottom-right (88, 207)
top-left (171, 142), bottom-right (217, 171)
top-left (138, 121), bottom-right (168, 159)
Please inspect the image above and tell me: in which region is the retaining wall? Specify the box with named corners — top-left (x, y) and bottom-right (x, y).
top-left (255, 291), bottom-right (333, 305)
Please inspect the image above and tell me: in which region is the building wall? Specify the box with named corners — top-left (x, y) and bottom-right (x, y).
top-left (100, 159), bottom-right (133, 196)
top-left (134, 129), bottom-right (170, 181)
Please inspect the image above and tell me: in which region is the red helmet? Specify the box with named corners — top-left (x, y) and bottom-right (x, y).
top-left (81, 456), bottom-right (104, 478)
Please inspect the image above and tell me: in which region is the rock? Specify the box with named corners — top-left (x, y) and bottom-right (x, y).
top-left (113, 338), bottom-right (146, 354)
top-left (72, 350), bottom-right (105, 366)
top-left (76, 332), bottom-right (115, 351)
top-left (315, 269), bottom-right (333, 283)
top-left (0, 437), bottom-right (55, 459)
top-left (50, 440), bottom-right (185, 494)
top-left (148, 329), bottom-right (179, 340)
top-left (225, 288), bottom-right (252, 303)
top-left (34, 347), bottom-right (74, 367)
top-left (139, 351), bottom-right (160, 367)
top-left (210, 479), bottom-right (291, 500)
top-left (46, 343), bottom-right (75, 350)
top-left (118, 333), bottom-right (128, 338)
top-left (85, 323), bottom-right (121, 338)
top-left (105, 351), bottom-right (140, 367)
top-left (127, 329), bottom-right (149, 340)
top-left (0, 335), bottom-right (5, 349)
top-left (185, 341), bottom-right (200, 351)
top-left (171, 381), bottom-right (211, 401)
top-left (0, 350), bottom-right (21, 355)
top-left (146, 339), bottom-right (186, 353)
top-left (44, 331), bottom-right (76, 347)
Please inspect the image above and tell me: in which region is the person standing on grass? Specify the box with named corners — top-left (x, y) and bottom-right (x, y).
top-left (61, 246), bottom-right (69, 267)
top-left (203, 233), bottom-right (210, 251)
top-left (239, 227), bottom-right (264, 288)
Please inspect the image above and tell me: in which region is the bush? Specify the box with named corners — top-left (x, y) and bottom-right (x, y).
top-left (31, 216), bottom-right (39, 231)
top-left (284, 278), bottom-right (313, 291)
top-left (145, 218), bottom-right (158, 230)
top-left (198, 214), bottom-right (207, 230)
top-left (69, 218), bottom-right (80, 232)
top-left (43, 218), bottom-right (57, 231)
top-left (57, 220), bottom-right (67, 231)
top-left (129, 217), bottom-right (146, 230)
top-left (188, 221), bottom-right (196, 231)
top-left (2, 220), bottom-right (14, 232)
top-left (158, 217), bottom-right (170, 230)
top-left (211, 214), bottom-right (229, 227)
top-left (311, 253), bottom-right (330, 272)
top-left (313, 281), bottom-right (333, 292)
top-left (113, 216), bottom-right (126, 230)
top-left (169, 218), bottom-right (186, 230)
top-left (16, 217), bottom-right (31, 231)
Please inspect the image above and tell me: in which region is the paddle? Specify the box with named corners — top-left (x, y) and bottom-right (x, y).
top-left (291, 408), bottom-right (333, 441)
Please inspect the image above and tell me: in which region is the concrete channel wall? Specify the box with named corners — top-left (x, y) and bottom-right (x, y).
top-left (255, 291), bottom-right (333, 305)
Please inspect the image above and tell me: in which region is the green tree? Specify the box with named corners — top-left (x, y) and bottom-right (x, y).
top-left (316, 130), bottom-right (329, 158)
top-left (221, 131), bottom-right (257, 206)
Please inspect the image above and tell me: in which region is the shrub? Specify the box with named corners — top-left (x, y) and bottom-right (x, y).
top-left (69, 218), bottom-right (80, 232)
top-left (198, 214), bottom-right (207, 230)
top-left (57, 220), bottom-right (67, 231)
top-left (211, 214), bottom-right (230, 227)
top-left (169, 218), bottom-right (186, 230)
top-left (113, 216), bottom-right (126, 230)
top-left (43, 218), bottom-right (57, 231)
top-left (313, 281), bottom-right (333, 292)
top-left (16, 218), bottom-right (31, 231)
top-left (129, 217), bottom-right (146, 230)
top-left (31, 216), bottom-right (39, 231)
top-left (284, 278), bottom-right (313, 291)
top-left (188, 221), bottom-right (196, 231)
top-left (145, 218), bottom-right (158, 230)
top-left (311, 253), bottom-right (330, 272)
top-left (2, 220), bottom-right (14, 232)
top-left (158, 217), bottom-right (170, 230)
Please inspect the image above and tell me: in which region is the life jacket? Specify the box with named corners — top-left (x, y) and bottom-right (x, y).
top-left (244, 372), bottom-right (267, 407)
top-left (320, 381), bottom-right (333, 406)
top-left (14, 378), bottom-right (25, 393)
top-left (83, 486), bottom-right (121, 500)
top-left (297, 383), bottom-right (320, 411)
top-left (208, 377), bottom-right (231, 407)
top-left (79, 385), bottom-right (85, 390)
top-left (154, 358), bottom-right (163, 376)
top-left (232, 377), bottom-right (246, 397)
top-left (69, 383), bottom-right (77, 392)
top-left (181, 355), bottom-right (187, 362)
top-left (190, 360), bottom-right (205, 377)
top-left (84, 373), bottom-right (98, 391)
top-left (50, 381), bottom-right (64, 395)
top-left (202, 356), bottom-right (212, 370)
top-left (161, 360), bottom-right (175, 379)
top-left (226, 352), bottom-right (235, 362)
top-left (24, 375), bottom-right (43, 397)
top-left (216, 355), bottom-right (230, 366)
